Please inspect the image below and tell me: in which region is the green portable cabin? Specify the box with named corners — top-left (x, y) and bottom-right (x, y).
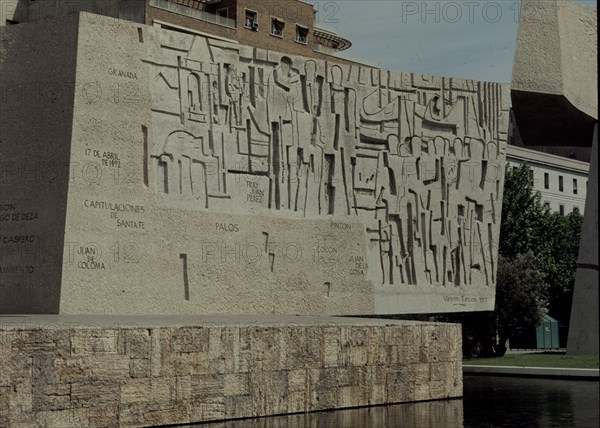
top-left (536, 314), bottom-right (560, 349)
top-left (509, 314), bottom-right (560, 350)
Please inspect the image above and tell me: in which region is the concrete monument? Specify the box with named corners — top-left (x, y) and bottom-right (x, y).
top-left (512, 0), bottom-right (598, 355)
top-left (0, 5), bottom-right (510, 425)
top-left (0, 13), bottom-right (509, 316)
top-left (512, 0), bottom-right (597, 146)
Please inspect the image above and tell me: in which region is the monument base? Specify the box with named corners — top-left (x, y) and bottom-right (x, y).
top-left (0, 316), bottom-right (461, 427)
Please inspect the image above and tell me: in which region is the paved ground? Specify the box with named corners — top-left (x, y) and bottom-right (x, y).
top-left (463, 365), bottom-right (599, 380)
top-left (506, 348), bottom-right (566, 354)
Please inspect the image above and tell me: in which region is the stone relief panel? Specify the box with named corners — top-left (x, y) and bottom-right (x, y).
top-left (143, 32), bottom-right (509, 289)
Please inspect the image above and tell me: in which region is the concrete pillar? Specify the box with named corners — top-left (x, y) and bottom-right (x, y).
top-left (567, 123), bottom-right (599, 355)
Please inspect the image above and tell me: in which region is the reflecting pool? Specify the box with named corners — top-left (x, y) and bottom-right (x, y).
top-left (463, 376), bottom-right (598, 428)
top-left (189, 376), bottom-right (598, 427)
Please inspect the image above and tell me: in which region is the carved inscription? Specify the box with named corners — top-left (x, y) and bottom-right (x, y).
top-left (443, 295), bottom-right (489, 305)
top-left (0, 201), bottom-right (38, 222)
top-left (77, 245), bottom-right (106, 270)
top-left (83, 200), bottom-right (146, 230)
top-left (246, 181), bottom-right (265, 203)
top-left (314, 243), bottom-right (338, 264)
top-left (84, 148), bottom-right (122, 168)
top-left (349, 255), bottom-right (368, 276)
top-left (216, 222), bottom-right (239, 232)
top-left (0, 202), bottom-right (37, 274)
top-left (108, 68), bottom-right (138, 80)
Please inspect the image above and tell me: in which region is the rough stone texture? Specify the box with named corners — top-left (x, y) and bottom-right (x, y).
top-left (511, 0), bottom-right (597, 147)
top-left (0, 316), bottom-right (462, 427)
top-left (0, 13), bottom-right (509, 315)
top-left (567, 125), bottom-right (598, 356)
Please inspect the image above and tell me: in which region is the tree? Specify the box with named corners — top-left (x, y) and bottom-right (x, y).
top-left (493, 163), bottom-right (583, 353)
top-left (542, 210), bottom-right (583, 326)
top-left (499, 163), bottom-right (547, 259)
top-left (500, 164), bottom-right (582, 284)
top-left (494, 252), bottom-right (549, 356)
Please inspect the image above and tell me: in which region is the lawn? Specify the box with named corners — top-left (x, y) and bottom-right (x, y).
top-left (464, 353), bottom-right (599, 369)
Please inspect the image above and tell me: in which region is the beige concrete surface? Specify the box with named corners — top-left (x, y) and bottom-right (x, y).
top-left (511, 0), bottom-right (597, 147)
top-left (0, 12), bottom-right (510, 315)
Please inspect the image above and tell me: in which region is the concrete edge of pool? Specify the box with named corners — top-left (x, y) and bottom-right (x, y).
top-left (463, 365), bottom-right (599, 380)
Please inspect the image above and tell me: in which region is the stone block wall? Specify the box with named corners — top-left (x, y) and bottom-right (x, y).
top-left (0, 316), bottom-right (462, 427)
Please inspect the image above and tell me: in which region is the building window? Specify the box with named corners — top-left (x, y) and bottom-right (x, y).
top-left (244, 10), bottom-right (258, 29)
top-left (216, 8), bottom-right (228, 18)
top-left (543, 202), bottom-right (550, 212)
top-left (296, 25), bottom-right (308, 44)
top-left (271, 18), bottom-right (284, 37)
top-left (528, 168), bottom-right (534, 186)
top-left (559, 204), bottom-right (565, 216)
top-left (558, 175), bottom-right (564, 192)
top-left (544, 173), bottom-right (549, 189)
top-left (573, 178), bottom-right (578, 195)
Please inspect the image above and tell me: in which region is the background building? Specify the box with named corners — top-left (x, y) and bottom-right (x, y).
top-left (506, 145), bottom-right (589, 215)
top-left (1, 0), bottom-right (353, 61)
top-left (508, 111), bottom-right (590, 215)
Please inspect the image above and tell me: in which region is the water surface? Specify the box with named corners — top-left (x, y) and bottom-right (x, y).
top-left (189, 376), bottom-right (598, 427)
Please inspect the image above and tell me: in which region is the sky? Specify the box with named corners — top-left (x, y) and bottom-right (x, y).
top-left (305, 0), bottom-right (597, 83)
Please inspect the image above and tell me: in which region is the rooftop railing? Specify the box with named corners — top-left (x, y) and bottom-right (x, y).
top-left (313, 26), bottom-right (352, 51)
top-left (149, 0), bottom-right (236, 29)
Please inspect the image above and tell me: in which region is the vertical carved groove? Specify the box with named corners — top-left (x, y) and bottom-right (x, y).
top-left (180, 254), bottom-right (190, 301)
top-left (272, 122), bottom-right (281, 210)
top-left (178, 160), bottom-right (183, 194)
top-left (142, 125), bottom-right (148, 187)
top-left (159, 160), bottom-right (169, 194)
top-left (325, 154), bottom-right (335, 215)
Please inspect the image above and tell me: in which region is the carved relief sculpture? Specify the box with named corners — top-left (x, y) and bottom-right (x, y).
top-left (146, 35), bottom-right (509, 291)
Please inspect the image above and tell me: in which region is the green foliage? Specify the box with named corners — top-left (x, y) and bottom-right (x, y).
top-left (499, 163), bottom-right (546, 258)
top-left (495, 252), bottom-right (548, 339)
top-left (542, 210), bottom-right (583, 322)
top-left (498, 164), bottom-right (582, 319)
top-left (493, 163), bottom-right (583, 353)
